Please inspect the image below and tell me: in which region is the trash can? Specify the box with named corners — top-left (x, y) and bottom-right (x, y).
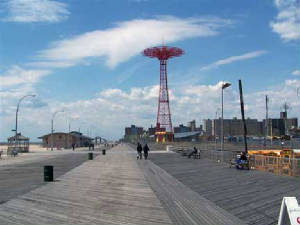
top-left (44, 165), bottom-right (53, 182)
top-left (102, 149), bottom-right (106, 155)
top-left (88, 152), bottom-right (93, 160)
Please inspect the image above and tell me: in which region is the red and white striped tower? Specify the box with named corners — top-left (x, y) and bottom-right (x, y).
top-left (143, 45), bottom-right (184, 142)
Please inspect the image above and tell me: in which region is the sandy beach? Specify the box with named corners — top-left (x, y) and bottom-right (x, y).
top-left (0, 143), bottom-right (47, 153)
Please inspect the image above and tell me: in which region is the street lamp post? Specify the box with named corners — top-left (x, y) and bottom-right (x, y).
top-left (221, 82), bottom-right (231, 161)
top-left (215, 108), bottom-right (220, 150)
top-left (51, 110), bottom-right (64, 151)
top-left (14, 94), bottom-right (36, 151)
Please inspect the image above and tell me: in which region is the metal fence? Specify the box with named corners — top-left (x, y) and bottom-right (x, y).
top-left (165, 140), bottom-right (300, 153)
top-left (200, 150), bottom-right (234, 163)
top-left (249, 155), bottom-right (300, 177)
top-left (200, 150), bottom-right (300, 177)
top-left (168, 145), bottom-right (300, 177)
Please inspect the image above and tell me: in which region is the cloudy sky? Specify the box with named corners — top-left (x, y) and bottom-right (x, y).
top-left (0, 0), bottom-right (299, 141)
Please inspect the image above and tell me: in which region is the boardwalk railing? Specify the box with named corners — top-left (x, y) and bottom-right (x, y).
top-left (200, 150), bottom-right (300, 177)
top-left (201, 150), bottom-right (300, 177)
top-left (168, 146), bottom-right (300, 177)
top-left (164, 140), bottom-right (300, 152)
top-left (200, 150), bottom-right (234, 163)
top-left (250, 155), bottom-right (300, 177)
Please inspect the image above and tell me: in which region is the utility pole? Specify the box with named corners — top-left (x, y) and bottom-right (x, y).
top-left (215, 109), bottom-right (220, 151)
top-left (238, 80), bottom-right (248, 154)
top-left (221, 82), bottom-right (231, 159)
top-left (264, 95), bottom-right (269, 149)
top-left (270, 120), bottom-right (273, 147)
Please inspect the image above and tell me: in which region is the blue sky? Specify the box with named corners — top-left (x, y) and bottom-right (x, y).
top-left (0, 0), bottom-right (299, 141)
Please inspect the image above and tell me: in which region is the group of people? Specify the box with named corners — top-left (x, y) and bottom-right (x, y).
top-left (136, 142), bottom-right (150, 160)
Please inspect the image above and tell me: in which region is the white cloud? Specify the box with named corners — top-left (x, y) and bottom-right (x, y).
top-left (0, 66), bottom-right (49, 124)
top-left (2, 78), bottom-right (299, 141)
top-left (184, 81), bottom-right (224, 97)
top-left (3, 0), bottom-right (69, 23)
top-left (26, 61), bottom-right (75, 68)
top-left (37, 16), bottom-right (232, 68)
top-left (99, 85), bottom-right (160, 100)
top-left (0, 66), bottom-right (50, 88)
top-left (200, 51), bottom-right (267, 71)
top-left (245, 79), bottom-right (300, 118)
top-left (292, 69), bottom-right (300, 75)
top-left (270, 0), bottom-right (300, 41)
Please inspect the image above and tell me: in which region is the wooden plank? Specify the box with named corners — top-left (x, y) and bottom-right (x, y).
top-left (148, 152), bottom-right (300, 225)
top-left (137, 155), bottom-right (247, 225)
top-left (0, 144), bottom-right (173, 225)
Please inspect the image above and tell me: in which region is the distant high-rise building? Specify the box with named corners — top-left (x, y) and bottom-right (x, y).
top-left (174, 124), bottom-right (190, 133)
top-left (187, 120), bottom-right (196, 132)
top-left (264, 117), bottom-right (298, 136)
top-left (208, 112), bottom-right (298, 138)
top-left (212, 117), bottom-right (263, 137)
top-left (203, 119), bottom-right (213, 136)
top-left (280, 111), bottom-right (287, 119)
top-left (124, 125), bottom-right (144, 142)
top-left (148, 126), bottom-right (156, 136)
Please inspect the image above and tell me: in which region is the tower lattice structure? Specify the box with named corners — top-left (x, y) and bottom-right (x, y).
top-left (143, 46), bottom-right (184, 142)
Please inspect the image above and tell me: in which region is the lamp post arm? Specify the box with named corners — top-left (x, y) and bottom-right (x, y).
top-left (50, 110), bottom-right (64, 151)
top-left (15, 95), bottom-right (28, 134)
top-left (15, 94), bottom-right (36, 149)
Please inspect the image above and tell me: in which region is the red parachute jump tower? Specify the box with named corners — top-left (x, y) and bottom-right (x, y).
top-left (143, 45), bottom-right (184, 143)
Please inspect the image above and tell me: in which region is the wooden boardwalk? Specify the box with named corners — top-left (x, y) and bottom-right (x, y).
top-left (0, 144), bottom-right (172, 225)
top-left (149, 152), bottom-right (300, 225)
top-left (0, 144), bottom-right (277, 225)
top-left (0, 152), bottom-right (92, 204)
top-left (139, 159), bottom-right (247, 225)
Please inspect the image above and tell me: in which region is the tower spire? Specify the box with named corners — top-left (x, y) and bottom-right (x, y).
top-left (143, 45), bottom-right (184, 142)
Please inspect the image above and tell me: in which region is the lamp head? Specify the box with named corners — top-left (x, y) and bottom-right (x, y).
top-left (222, 82), bottom-right (231, 89)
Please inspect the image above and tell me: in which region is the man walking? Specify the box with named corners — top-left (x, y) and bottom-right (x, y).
top-left (137, 142), bottom-right (142, 159)
top-left (143, 143), bottom-right (150, 160)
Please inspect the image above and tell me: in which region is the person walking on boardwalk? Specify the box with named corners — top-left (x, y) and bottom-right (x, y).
top-left (143, 144), bottom-right (150, 160)
top-left (137, 142), bottom-right (142, 160)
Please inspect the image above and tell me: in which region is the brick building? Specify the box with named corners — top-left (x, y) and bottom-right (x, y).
top-left (39, 131), bottom-right (93, 149)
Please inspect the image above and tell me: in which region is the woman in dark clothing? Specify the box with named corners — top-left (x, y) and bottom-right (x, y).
top-left (143, 144), bottom-right (150, 160)
top-left (137, 142), bottom-right (142, 160)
